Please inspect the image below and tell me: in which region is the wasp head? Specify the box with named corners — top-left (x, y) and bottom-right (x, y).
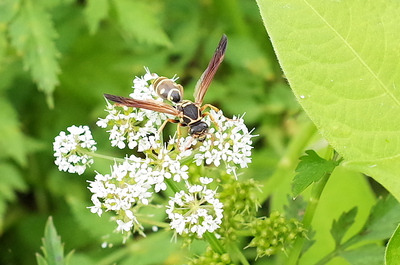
top-left (189, 121), bottom-right (209, 141)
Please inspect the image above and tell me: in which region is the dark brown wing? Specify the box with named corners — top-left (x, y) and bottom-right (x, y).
top-left (194, 34), bottom-right (228, 105)
top-left (104, 94), bottom-right (180, 116)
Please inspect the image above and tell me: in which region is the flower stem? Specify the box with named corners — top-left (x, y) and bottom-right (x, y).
top-left (78, 147), bottom-right (125, 163)
top-left (204, 232), bottom-right (225, 255)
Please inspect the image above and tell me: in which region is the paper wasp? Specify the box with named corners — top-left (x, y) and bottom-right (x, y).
top-left (104, 34), bottom-right (227, 141)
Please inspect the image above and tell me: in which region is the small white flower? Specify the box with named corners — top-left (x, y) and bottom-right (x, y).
top-left (116, 220), bottom-right (133, 232)
top-left (200, 177), bottom-right (213, 185)
top-left (53, 125), bottom-right (96, 175)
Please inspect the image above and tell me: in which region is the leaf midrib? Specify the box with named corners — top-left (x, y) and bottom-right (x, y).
top-left (302, 0), bottom-right (400, 108)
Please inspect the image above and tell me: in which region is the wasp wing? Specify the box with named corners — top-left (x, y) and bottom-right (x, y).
top-left (104, 94), bottom-right (180, 116)
top-left (194, 34), bottom-right (228, 105)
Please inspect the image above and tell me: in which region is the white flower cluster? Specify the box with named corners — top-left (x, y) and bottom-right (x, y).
top-left (53, 125), bottom-right (97, 175)
top-left (53, 68), bottom-right (255, 238)
top-left (87, 149), bottom-right (191, 233)
top-left (166, 178), bottom-right (223, 238)
top-left (96, 69), bottom-right (171, 151)
top-left (195, 110), bottom-right (255, 176)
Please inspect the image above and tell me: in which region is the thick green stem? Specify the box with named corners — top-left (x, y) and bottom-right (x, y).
top-left (286, 147), bottom-right (336, 264)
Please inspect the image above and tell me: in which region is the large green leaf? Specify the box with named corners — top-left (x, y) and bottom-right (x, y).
top-left (256, 0), bottom-right (400, 200)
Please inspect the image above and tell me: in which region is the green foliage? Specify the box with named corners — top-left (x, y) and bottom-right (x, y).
top-left (292, 150), bottom-right (340, 196)
top-left (256, 0), bottom-right (400, 202)
top-left (246, 211), bottom-right (306, 258)
top-left (313, 195), bottom-right (400, 264)
top-left (36, 216), bottom-right (74, 265)
top-left (0, 0), bottom-right (398, 264)
top-left (386, 224), bottom-right (400, 265)
top-left (358, 195), bottom-right (400, 242)
top-left (330, 207), bottom-right (357, 247)
top-left (188, 246), bottom-right (233, 265)
top-left (9, 0), bottom-right (60, 107)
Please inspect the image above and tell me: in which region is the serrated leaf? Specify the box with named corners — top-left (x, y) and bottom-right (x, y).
top-left (84, 0), bottom-right (109, 34)
top-left (111, 0), bottom-right (171, 47)
top-left (359, 195), bottom-right (400, 242)
top-left (9, 0), bottom-right (60, 107)
top-left (292, 150), bottom-right (338, 196)
top-left (37, 216), bottom-right (67, 265)
top-left (330, 207), bottom-right (357, 246)
top-left (385, 224), bottom-right (400, 265)
top-left (35, 253), bottom-right (48, 265)
top-left (341, 244), bottom-right (385, 265)
top-left (256, 0), bottom-right (400, 201)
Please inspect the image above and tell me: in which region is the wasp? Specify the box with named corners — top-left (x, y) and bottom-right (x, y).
top-left (104, 34), bottom-right (227, 141)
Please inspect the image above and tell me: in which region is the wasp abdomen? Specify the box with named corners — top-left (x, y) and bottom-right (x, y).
top-left (153, 77), bottom-right (184, 103)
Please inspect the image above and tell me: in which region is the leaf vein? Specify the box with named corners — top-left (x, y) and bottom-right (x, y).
top-left (302, 0), bottom-right (400, 107)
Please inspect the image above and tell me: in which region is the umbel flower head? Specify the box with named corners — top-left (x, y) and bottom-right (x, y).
top-left (166, 177), bottom-right (224, 238)
top-left (53, 68), bottom-right (256, 239)
top-left (53, 125), bottom-right (97, 175)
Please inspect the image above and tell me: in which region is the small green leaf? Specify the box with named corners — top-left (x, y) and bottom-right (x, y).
top-left (341, 244), bottom-right (385, 265)
top-left (385, 224), bottom-right (400, 265)
top-left (292, 150), bottom-right (339, 196)
top-left (330, 207), bottom-right (357, 246)
top-left (111, 0), bottom-right (171, 47)
top-left (36, 216), bottom-right (70, 265)
top-left (84, 0), bottom-right (109, 34)
top-left (9, 0), bottom-right (60, 107)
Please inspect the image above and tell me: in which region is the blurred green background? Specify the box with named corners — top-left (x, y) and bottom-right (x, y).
top-left (0, 0), bottom-right (309, 264)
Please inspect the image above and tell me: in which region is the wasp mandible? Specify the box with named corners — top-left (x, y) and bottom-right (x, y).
top-left (104, 34), bottom-right (228, 141)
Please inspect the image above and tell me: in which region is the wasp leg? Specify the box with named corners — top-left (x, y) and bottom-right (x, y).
top-left (201, 103), bottom-right (238, 123)
top-left (200, 103), bottom-right (220, 112)
top-left (158, 119), bottom-right (187, 149)
top-left (158, 118), bottom-right (180, 135)
top-left (200, 104), bottom-right (221, 131)
top-left (202, 112), bottom-right (220, 131)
